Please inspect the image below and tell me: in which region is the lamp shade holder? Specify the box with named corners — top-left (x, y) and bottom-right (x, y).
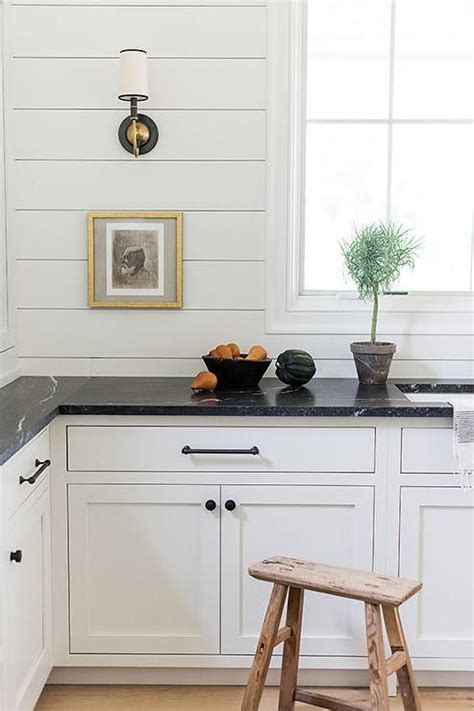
top-left (117, 49), bottom-right (158, 157)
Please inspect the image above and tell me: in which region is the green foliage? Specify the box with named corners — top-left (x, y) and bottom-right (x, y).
top-left (341, 222), bottom-right (420, 343)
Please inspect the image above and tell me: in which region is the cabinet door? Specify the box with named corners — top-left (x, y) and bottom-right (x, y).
top-left (68, 484), bottom-right (220, 654)
top-left (221, 485), bottom-right (374, 656)
top-left (400, 487), bottom-right (474, 658)
top-left (6, 487), bottom-right (52, 711)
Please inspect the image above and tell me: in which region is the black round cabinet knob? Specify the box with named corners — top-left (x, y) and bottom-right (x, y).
top-left (10, 550), bottom-right (22, 563)
top-left (225, 500), bottom-right (237, 511)
top-left (205, 499), bottom-right (217, 511)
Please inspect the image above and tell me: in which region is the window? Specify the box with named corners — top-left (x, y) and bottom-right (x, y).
top-left (266, 0), bottom-right (474, 333)
top-left (303, 0), bottom-right (473, 293)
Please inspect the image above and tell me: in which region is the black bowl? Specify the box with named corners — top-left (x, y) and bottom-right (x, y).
top-left (202, 354), bottom-right (272, 389)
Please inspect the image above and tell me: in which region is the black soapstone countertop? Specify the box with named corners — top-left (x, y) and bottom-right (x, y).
top-left (0, 375), bottom-right (471, 465)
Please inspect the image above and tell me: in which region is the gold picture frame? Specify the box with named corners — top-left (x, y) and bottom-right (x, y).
top-left (88, 211), bottom-right (183, 308)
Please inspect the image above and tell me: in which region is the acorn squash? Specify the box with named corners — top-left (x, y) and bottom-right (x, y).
top-left (275, 349), bottom-right (316, 387)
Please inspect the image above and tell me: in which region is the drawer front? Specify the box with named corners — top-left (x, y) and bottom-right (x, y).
top-left (67, 426), bottom-right (376, 473)
top-left (401, 428), bottom-right (453, 473)
top-left (4, 429), bottom-right (51, 519)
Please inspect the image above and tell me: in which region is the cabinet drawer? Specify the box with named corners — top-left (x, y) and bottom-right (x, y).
top-left (4, 429), bottom-right (51, 519)
top-left (401, 428), bottom-right (453, 473)
top-left (67, 425), bottom-right (375, 473)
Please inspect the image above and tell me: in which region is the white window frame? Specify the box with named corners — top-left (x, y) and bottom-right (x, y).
top-left (265, 0), bottom-right (474, 336)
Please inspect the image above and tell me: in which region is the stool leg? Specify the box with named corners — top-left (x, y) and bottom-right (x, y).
top-left (382, 605), bottom-right (422, 711)
top-left (241, 583), bottom-right (288, 711)
top-left (278, 587), bottom-right (304, 711)
top-left (365, 603), bottom-right (390, 711)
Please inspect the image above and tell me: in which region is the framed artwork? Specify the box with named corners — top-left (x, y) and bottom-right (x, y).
top-left (87, 211), bottom-right (183, 308)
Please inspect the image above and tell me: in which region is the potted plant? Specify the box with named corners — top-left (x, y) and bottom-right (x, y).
top-left (341, 222), bottom-right (420, 385)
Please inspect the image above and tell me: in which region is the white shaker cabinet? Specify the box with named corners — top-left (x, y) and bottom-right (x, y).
top-left (220, 485), bottom-right (374, 656)
top-left (46, 416), bottom-right (472, 684)
top-left (5, 485), bottom-right (52, 711)
top-left (399, 487), bottom-right (474, 658)
top-left (67, 484), bottom-right (221, 655)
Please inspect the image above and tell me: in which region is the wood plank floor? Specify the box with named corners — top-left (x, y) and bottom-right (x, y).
top-left (36, 686), bottom-right (474, 710)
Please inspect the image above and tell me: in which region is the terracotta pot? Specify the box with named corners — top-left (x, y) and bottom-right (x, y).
top-left (350, 342), bottom-right (396, 385)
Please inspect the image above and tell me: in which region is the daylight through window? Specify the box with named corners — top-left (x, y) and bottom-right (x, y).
top-left (302, 0), bottom-right (474, 293)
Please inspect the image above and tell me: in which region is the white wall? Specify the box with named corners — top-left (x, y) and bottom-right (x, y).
top-left (0, 0), bottom-right (19, 385)
top-left (3, 0), bottom-right (473, 379)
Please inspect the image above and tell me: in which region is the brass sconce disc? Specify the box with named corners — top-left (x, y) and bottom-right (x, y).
top-left (118, 113), bottom-right (159, 156)
top-left (126, 121), bottom-right (150, 146)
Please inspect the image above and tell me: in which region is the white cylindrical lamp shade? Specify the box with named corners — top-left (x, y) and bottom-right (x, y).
top-left (119, 49), bottom-right (149, 101)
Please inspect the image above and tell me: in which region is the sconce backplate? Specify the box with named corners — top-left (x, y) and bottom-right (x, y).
top-left (118, 114), bottom-right (159, 156)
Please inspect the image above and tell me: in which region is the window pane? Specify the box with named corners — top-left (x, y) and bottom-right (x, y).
top-left (306, 0), bottom-right (391, 119)
top-left (394, 0), bottom-right (474, 119)
top-left (304, 124), bottom-right (388, 291)
top-left (391, 124), bottom-right (473, 291)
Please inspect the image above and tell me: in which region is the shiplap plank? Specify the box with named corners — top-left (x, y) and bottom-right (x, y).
top-left (12, 161), bottom-right (265, 210)
top-left (14, 211), bottom-right (265, 261)
top-left (10, 59), bottom-right (265, 109)
top-left (10, 6), bottom-right (266, 58)
top-left (17, 355), bottom-right (474, 379)
top-left (11, 0), bottom-right (266, 5)
top-left (19, 357), bottom-right (205, 377)
top-left (386, 360), bottom-right (474, 379)
top-left (16, 260), bottom-right (265, 310)
top-left (17, 309), bottom-right (268, 357)
top-left (12, 110), bottom-right (266, 160)
top-left (15, 308), bottom-right (474, 360)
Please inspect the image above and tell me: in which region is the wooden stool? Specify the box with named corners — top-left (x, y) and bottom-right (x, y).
top-left (241, 556), bottom-right (422, 711)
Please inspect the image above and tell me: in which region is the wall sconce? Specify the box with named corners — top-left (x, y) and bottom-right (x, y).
top-left (118, 49), bottom-right (159, 158)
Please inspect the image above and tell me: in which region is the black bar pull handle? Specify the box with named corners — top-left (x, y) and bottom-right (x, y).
top-left (10, 550), bottom-right (22, 563)
top-left (182, 446), bottom-right (259, 456)
top-left (19, 458), bottom-right (51, 485)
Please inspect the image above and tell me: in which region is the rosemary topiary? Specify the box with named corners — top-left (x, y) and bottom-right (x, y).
top-left (341, 222), bottom-right (420, 344)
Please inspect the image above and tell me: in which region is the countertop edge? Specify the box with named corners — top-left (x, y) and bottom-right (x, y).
top-left (58, 404), bottom-right (454, 418)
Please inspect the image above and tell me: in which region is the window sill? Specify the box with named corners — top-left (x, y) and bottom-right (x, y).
top-left (265, 290), bottom-right (474, 336)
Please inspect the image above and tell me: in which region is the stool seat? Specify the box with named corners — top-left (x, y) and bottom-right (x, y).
top-left (249, 556), bottom-right (422, 606)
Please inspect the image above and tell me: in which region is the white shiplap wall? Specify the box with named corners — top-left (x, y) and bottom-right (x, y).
top-left (0, 0), bottom-right (20, 386)
top-left (4, 0), bottom-right (473, 378)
